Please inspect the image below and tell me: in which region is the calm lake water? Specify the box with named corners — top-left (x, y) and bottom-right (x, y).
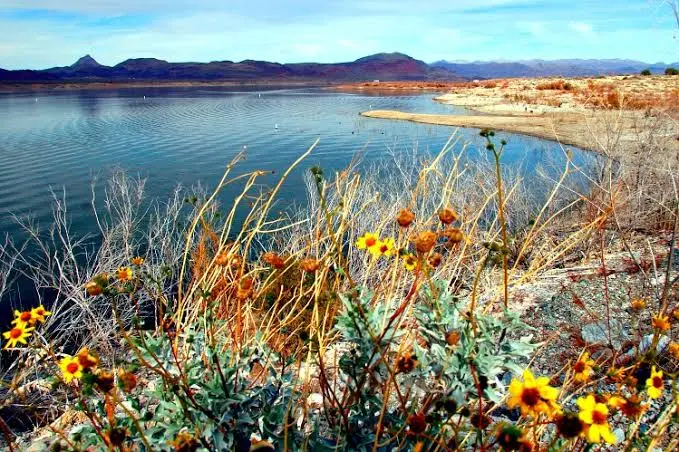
top-left (0, 87), bottom-right (592, 246)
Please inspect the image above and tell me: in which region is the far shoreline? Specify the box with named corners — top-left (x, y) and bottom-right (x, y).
top-left (359, 75), bottom-right (679, 155)
top-left (0, 79), bottom-right (336, 94)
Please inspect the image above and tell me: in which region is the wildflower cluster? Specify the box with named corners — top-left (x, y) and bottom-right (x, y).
top-left (356, 207), bottom-right (465, 274)
top-left (2, 305), bottom-right (51, 349)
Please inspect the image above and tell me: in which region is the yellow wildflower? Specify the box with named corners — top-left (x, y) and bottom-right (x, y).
top-left (30, 305), bottom-right (51, 323)
top-left (131, 256), bottom-right (145, 266)
top-left (356, 232), bottom-right (380, 251)
top-left (573, 352), bottom-right (595, 383)
top-left (3, 325), bottom-right (34, 349)
top-left (577, 395), bottom-right (616, 444)
top-left (59, 356), bottom-right (84, 384)
top-left (11, 310), bottom-right (34, 327)
top-left (507, 369), bottom-right (560, 418)
top-left (402, 254), bottom-right (419, 272)
top-left (370, 238), bottom-right (395, 257)
top-left (645, 366), bottom-right (664, 399)
top-left (607, 395), bottom-right (626, 409)
top-left (117, 266), bottom-right (133, 281)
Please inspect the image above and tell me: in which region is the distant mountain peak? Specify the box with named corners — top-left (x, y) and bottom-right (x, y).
top-left (354, 52), bottom-right (416, 63)
top-left (72, 55), bottom-right (102, 69)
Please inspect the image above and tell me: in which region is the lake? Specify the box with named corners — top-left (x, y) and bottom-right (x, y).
top-left (0, 87), bottom-right (592, 246)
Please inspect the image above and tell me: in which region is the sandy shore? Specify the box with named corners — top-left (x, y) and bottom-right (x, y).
top-left (360, 75), bottom-right (679, 153)
top-left (361, 109), bottom-right (592, 149)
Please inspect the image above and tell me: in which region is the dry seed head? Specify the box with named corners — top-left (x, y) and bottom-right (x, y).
top-left (236, 278), bottom-right (254, 300)
top-left (445, 330), bottom-right (460, 346)
top-left (396, 352), bottom-right (417, 374)
top-left (407, 412), bottom-right (427, 434)
top-left (428, 253), bottom-right (443, 268)
top-left (215, 252), bottom-right (229, 266)
top-left (396, 209), bottom-right (415, 228)
top-left (262, 252), bottom-right (285, 269)
top-left (118, 370), bottom-right (137, 393)
top-left (412, 231), bottom-right (437, 254)
top-left (95, 369), bottom-right (116, 393)
top-left (442, 228), bottom-right (464, 244)
top-left (299, 258), bottom-right (320, 273)
top-left (438, 208), bottom-right (458, 225)
top-left (85, 281), bottom-right (103, 297)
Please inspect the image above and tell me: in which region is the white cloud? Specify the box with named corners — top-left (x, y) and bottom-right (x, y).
top-left (568, 21), bottom-right (594, 36)
top-left (517, 21), bottom-right (548, 38)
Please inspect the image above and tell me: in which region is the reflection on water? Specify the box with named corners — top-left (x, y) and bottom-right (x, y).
top-left (0, 87), bottom-right (594, 242)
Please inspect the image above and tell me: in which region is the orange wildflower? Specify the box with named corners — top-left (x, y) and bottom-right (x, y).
top-left (117, 267), bottom-right (133, 281)
top-left (630, 299), bottom-right (646, 311)
top-left (651, 314), bottom-right (670, 332)
top-left (77, 348), bottom-right (99, 370)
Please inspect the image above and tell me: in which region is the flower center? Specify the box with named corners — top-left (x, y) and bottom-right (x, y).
top-left (9, 328), bottom-right (22, 339)
top-left (366, 237), bottom-right (377, 247)
top-left (520, 387), bottom-right (541, 406)
top-left (573, 361), bottom-right (586, 372)
top-left (66, 362), bottom-right (80, 374)
top-left (36, 308), bottom-right (44, 315)
top-left (20, 312), bottom-right (31, 321)
top-left (592, 410), bottom-right (607, 425)
top-left (380, 245), bottom-right (388, 252)
top-left (652, 376), bottom-right (663, 388)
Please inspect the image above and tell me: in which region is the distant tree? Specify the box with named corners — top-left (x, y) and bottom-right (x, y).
top-left (640, 69), bottom-right (652, 76)
top-left (665, 67), bottom-right (679, 75)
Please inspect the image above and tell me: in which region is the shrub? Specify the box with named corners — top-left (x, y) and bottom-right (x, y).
top-left (536, 79), bottom-right (574, 91)
top-left (640, 69), bottom-right (652, 76)
top-left (665, 67), bottom-right (679, 76)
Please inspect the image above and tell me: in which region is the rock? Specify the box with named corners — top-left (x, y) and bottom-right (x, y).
top-left (580, 319), bottom-right (630, 351)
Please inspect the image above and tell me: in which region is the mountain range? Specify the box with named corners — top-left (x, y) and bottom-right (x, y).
top-left (431, 58), bottom-right (678, 78)
top-left (1, 53), bottom-right (677, 83)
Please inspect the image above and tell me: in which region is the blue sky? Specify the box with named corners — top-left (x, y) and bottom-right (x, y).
top-left (0, 0), bottom-right (677, 69)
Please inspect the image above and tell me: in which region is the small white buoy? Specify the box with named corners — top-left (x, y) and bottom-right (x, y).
top-left (274, 123), bottom-right (279, 129)
top-left (35, 98), bottom-right (38, 102)
top-left (258, 93), bottom-right (261, 98)
top-left (143, 95), bottom-right (146, 99)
